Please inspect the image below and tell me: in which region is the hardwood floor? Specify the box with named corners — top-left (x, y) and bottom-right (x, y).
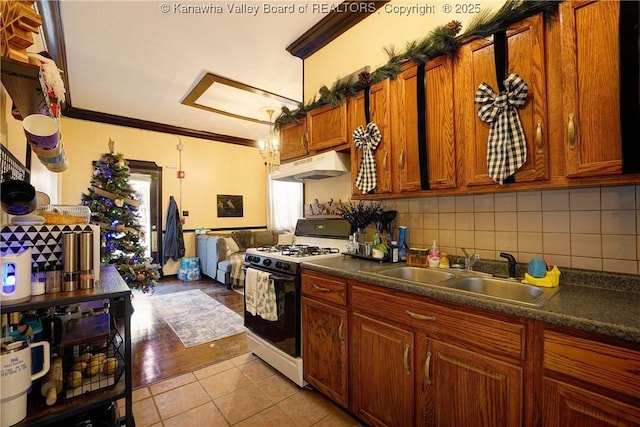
top-left (126, 276), bottom-right (248, 388)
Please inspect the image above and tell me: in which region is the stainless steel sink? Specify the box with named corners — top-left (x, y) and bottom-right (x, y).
top-left (362, 265), bottom-right (558, 307)
top-left (441, 276), bottom-right (558, 307)
top-left (366, 266), bottom-right (456, 283)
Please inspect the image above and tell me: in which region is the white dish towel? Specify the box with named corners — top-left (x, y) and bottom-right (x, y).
top-left (256, 271), bottom-right (278, 321)
top-left (245, 267), bottom-right (258, 315)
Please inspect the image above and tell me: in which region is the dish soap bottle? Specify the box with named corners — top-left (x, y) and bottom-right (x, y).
top-left (397, 226), bottom-right (408, 261)
top-left (428, 240), bottom-right (441, 267)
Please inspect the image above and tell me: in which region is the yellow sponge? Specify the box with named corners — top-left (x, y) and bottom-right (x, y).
top-left (522, 265), bottom-right (561, 288)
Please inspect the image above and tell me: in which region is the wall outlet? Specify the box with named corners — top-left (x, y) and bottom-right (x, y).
top-left (182, 210), bottom-right (189, 217)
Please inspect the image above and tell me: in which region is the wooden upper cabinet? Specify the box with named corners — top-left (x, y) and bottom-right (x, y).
top-left (307, 101), bottom-right (348, 152)
top-left (394, 58), bottom-right (456, 193)
top-left (560, 0), bottom-right (622, 177)
top-left (279, 118), bottom-right (308, 163)
top-left (348, 79), bottom-right (393, 195)
top-left (457, 13), bottom-right (549, 187)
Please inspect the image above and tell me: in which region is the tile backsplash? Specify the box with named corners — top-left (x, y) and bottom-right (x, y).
top-left (384, 185), bottom-right (640, 275)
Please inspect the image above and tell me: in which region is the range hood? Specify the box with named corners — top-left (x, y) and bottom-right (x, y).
top-left (271, 151), bottom-right (350, 182)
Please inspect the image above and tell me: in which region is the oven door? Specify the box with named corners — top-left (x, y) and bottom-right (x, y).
top-left (244, 266), bottom-right (300, 358)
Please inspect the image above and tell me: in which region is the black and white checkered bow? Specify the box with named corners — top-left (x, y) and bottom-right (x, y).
top-left (353, 121), bottom-right (382, 193)
top-left (475, 73), bottom-right (528, 185)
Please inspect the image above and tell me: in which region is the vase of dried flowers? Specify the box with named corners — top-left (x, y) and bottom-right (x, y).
top-left (337, 201), bottom-right (385, 235)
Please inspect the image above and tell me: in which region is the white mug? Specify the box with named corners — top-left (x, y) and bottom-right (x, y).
top-left (1, 339), bottom-right (51, 426)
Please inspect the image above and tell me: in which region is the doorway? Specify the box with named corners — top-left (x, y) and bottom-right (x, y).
top-left (128, 160), bottom-right (162, 270)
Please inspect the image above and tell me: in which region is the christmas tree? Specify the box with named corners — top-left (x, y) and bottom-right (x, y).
top-left (81, 140), bottom-right (160, 292)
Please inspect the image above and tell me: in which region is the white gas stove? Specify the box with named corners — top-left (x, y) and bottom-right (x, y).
top-left (243, 219), bottom-right (350, 387)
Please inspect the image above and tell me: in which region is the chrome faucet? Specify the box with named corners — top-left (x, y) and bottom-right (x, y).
top-left (461, 248), bottom-right (481, 271)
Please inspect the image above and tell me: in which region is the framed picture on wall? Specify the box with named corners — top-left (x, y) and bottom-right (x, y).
top-left (217, 194), bottom-right (243, 217)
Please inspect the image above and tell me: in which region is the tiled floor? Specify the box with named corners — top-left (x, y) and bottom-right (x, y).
top-left (120, 352), bottom-right (362, 426)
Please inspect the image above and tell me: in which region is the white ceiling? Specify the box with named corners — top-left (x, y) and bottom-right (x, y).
top-left (57, 1), bottom-right (330, 143)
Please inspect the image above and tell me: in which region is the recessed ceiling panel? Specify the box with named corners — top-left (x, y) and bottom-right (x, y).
top-left (183, 73), bottom-right (299, 125)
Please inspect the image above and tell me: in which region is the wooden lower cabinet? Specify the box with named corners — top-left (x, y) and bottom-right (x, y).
top-left (351, 312), bottom-right (414, 427)
top-left (543, 379), bottom-right (640, 427)
top-left (301, 271), bottom-right (639, 427)
top-left (301, 298), bottom-right (348, 407)
top-left (301, 270), bottom-right (349, 407)
top-left (416, 338), bottom-right (523, 427)
top-left (349, 281), bottom-right (525, 427)
top-left (542, 327), bottom-right (640, 427)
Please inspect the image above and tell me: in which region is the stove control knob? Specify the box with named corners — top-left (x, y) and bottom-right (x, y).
top-left (275, 261), bottom-right (290, 270)
top-left (263, 259), bottom-right (272, 266)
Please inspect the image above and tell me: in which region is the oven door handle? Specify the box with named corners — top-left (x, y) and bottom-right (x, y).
top-left (267, 274), bottom-right (296, 283)
top-left (245, 267), bottom-right (296, 283)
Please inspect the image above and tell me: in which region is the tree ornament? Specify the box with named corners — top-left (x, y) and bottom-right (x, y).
top-left (115, 198), bottom-right (124, 207)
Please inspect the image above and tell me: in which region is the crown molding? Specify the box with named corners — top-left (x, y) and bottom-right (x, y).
top-left (286, 1), bottom-right (390, 59)
top-left (64, 107), bottom-right (257, 146)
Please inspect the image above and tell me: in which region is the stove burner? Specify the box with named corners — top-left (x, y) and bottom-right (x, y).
top-left (255, 245), bottom-right (290, 253)
top-left (256, 244), bottom-right (340, 257)
top-left (283, 246), bottom-right (340, 257)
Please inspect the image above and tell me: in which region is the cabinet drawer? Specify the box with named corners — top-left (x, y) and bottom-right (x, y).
top-left (351, 283), bottom-right (525, 360)
top-left (301, 270), bottom-right (347, 306)
top-left (544, 329), bottom-right (640, 399)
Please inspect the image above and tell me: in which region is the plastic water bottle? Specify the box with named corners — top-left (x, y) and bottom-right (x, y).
top-left (398, 226), bottom-right (408, 261)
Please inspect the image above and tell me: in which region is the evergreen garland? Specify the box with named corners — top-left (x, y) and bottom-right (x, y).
top-left (275, 0), bottom-right (559, 129)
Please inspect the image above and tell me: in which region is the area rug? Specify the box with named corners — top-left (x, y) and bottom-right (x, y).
top-left (150, 289), bottom-right (245, 348)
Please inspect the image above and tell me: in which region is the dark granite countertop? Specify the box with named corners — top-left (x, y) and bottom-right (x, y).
top-left (300, 256), bottom-right (640, 343)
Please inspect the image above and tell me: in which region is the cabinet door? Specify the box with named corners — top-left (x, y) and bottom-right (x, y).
top-left (349, 79), bottom-right (393, 195)
top-left (394, 58), bottom-right (456, 192)
top-left (307, 101), bottom-right (348, 152)
top-left (560, 0), bottom-right (622, 177)
top-left (416, 338), bottom-right (523, 427)
top-left (302, 297), bottom-right (348, 407)
top-left (351, 312), bottom-right (414, 427)
top-left (457, 13), bottom-right (548, 186)
top-left (543, 379), bottom-right (640, 427)
top-left (279, 118), bottom-right (308, 163)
